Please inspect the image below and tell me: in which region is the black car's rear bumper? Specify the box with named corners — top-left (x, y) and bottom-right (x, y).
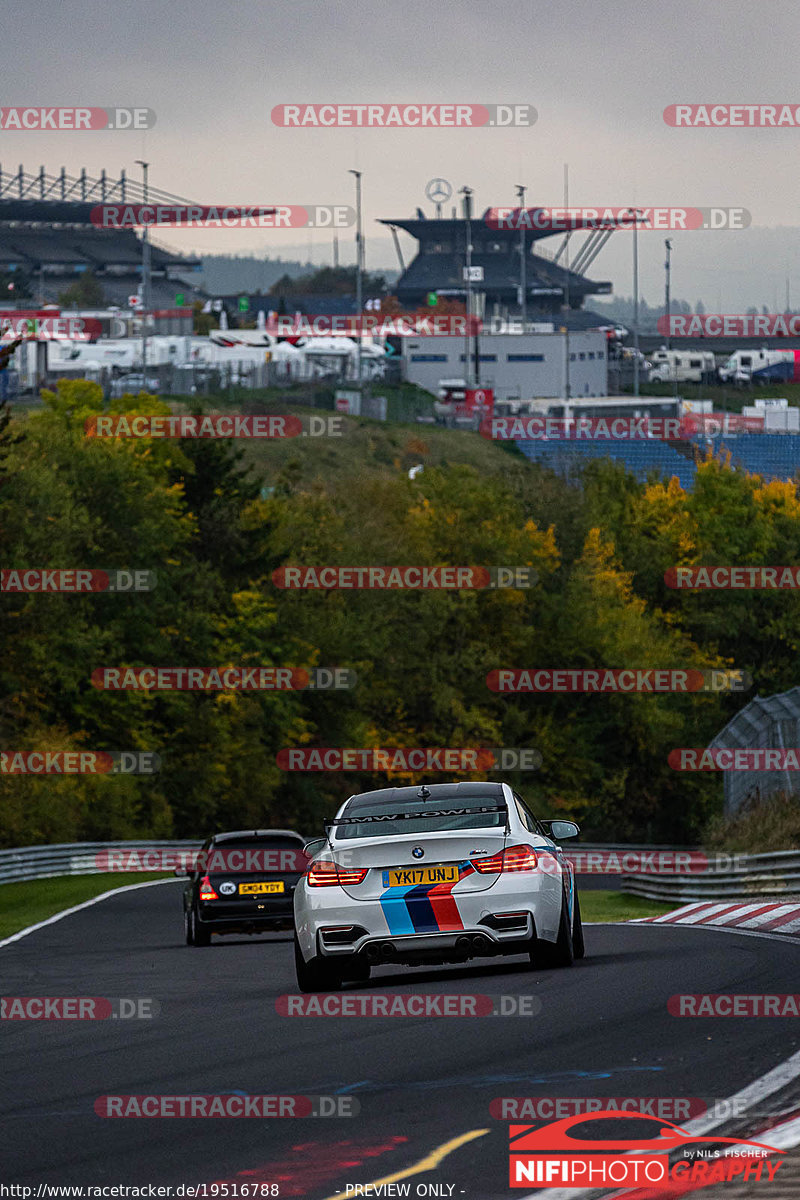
top-left (196, 898), bottom-right (295, 934)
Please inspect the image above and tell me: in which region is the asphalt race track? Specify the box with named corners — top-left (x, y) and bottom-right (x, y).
top-left (3, 880), bottom-right (800, 1198)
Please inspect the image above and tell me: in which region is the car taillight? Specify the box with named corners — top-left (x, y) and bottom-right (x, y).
top-left (199, 875), bottom-right (218, 900)
top-left (471, 844), bottom-right (538, 873)
top-left (307, 860), bottom-right (369, 887)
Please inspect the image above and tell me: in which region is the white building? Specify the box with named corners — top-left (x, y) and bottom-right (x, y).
top-left (403, 330), bottom-right (608, 401)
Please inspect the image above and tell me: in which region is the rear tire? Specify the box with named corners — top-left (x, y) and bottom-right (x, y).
top-left (572, 890), bottom-right (585, 960)
top-left (294, 934), bottom-right (343, 993)
top-left (191, 906), bottom-right (211, 947)
top-left (184, 907), bottom-right (194, 945)
top-left (534, 887), bottom-right (574, 968)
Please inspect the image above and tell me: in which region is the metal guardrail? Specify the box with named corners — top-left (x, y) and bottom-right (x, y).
top-left (4, 840), bottom-right (798, 903)
top-left (0, 839), bottom-right (688, 887)
top-left (621, 849), bottom-right (800, 902)
top-left (0, 840), bottom-right (200, 886)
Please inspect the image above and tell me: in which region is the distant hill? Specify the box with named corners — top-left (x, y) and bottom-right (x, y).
top-left (197, 255), bottom-right (399, 296)
top-left (198, 256), bottom-right (317, 295)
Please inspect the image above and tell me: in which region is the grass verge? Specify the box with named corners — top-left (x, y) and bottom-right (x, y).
top-left (580, 890), bottom-right (679, 922)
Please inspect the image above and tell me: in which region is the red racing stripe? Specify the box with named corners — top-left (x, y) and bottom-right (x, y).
top-left (426, 864), bottom-right (473, 931)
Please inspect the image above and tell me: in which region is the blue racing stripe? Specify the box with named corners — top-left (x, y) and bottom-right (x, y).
top-left (380, 885), bottom-right (417, 934)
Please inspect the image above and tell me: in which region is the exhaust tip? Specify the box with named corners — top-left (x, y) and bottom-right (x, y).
top-left (471, 933), bottom-right (491, 952)
top-left (455, 935), bottom-right (473, 954)
top-left (380, 941), bottom-right (397, 957)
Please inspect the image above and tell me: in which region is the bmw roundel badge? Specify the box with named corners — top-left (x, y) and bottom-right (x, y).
top-left (412, 846), bottom-right (424, 859)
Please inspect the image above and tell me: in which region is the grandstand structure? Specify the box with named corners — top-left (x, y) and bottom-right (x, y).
top-left (516, 427), bottom-right (800, 490)
top-left (517, 437), bottom-right (698, 489)
top-left (688, 431), bottom-right (800, 484)
top-left (0, 165), bottom-right (202, 309)
top-left (379, 207), bottom-right (613, 318)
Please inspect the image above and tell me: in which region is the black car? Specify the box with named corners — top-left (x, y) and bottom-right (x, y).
top-left (182, 828), bottom-right (308, 945)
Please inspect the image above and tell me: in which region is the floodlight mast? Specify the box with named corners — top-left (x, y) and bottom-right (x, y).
top-left (135, 160), bottom-right (150, 378)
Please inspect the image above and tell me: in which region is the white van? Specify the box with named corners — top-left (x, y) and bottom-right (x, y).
top-left (719, 349), bottom-right (799, 385)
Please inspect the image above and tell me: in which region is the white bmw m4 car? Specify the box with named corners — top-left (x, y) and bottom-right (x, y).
top-left (293, 781), bottom-right (584, 991)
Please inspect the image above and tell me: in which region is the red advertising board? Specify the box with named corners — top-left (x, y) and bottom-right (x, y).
top-left (465, 387), bottom-right (495, 413)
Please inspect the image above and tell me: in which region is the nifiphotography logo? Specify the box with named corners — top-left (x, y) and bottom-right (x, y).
top-left (508, 1108), bottom-right (783, 1188)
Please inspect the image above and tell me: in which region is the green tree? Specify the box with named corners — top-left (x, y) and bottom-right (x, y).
top-left (0, 380), bottom-right (309, 845)
top-left (58, 272), bottom-right (105, 307)
top-left (269, 265), bottom-right (388, 296)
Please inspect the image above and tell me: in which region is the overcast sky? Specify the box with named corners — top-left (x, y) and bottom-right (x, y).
top-left (5, 0), bottom-right (800, 308)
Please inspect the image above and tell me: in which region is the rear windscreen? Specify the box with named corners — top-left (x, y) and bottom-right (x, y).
top-left (202, 836), bottom-right (307, 873)
top-left (333, 797), bottom-right (507, 840)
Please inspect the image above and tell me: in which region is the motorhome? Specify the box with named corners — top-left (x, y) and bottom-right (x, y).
top-left (648, 349), bottom-right (717, 384)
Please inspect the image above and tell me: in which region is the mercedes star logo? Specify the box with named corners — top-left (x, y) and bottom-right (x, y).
top-left (425, 178), bottom-right (453, 205)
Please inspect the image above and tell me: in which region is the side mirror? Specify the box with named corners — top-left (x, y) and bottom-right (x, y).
top-left (173, 867), bottom-right (193, 877)
top-left (542, 819), bottom-right (580, 841)
top-left (303, 838), bottom-right (327, 859)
